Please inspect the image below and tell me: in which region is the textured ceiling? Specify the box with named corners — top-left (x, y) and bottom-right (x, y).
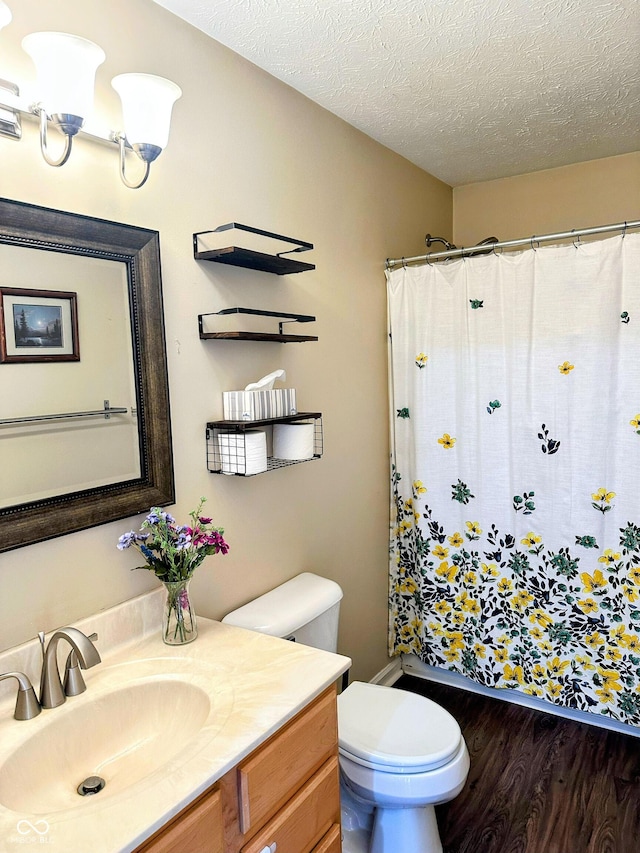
top-left (154, 0), bottom-right (640, 186)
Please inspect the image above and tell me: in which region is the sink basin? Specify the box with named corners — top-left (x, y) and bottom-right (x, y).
top-left (0, 658), bottom-right (233, 815)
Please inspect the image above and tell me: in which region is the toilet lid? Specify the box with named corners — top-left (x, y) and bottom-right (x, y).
top-left (338, 681), bottom-right (462, 772)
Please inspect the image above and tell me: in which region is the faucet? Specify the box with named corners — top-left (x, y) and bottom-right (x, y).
top-left (40, 627), bottom-right (101, 709)
top-left (63, 633), bottom-right (98, 696)
top-left (0, 672), bottom-right (41, 720)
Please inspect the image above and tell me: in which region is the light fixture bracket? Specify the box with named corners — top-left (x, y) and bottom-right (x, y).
top-left (0, 77), bottom-right (21, 139)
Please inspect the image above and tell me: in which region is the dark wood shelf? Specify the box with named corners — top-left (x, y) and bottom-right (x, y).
top-left (193, 224), bottom-right (315, 275)
top-left (199, 330), bottom-right (318, 342)
top-left (194, 246), bottom-right (315, 275)
top-left (198, 308), bottom-right (317, 343)
top-left (208, 412), bottom-right (322, 429)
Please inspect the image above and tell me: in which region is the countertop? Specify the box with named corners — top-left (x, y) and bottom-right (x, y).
top-left (0, 611), bottom-right (351, 852)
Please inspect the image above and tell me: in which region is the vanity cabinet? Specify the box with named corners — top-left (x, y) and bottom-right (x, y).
top-left (134, 686), bottom-right (341, 853)
top-left (134, 786), bottom-right (224, 853)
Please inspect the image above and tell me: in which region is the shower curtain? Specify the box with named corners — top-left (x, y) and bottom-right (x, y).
top-left (387, 233), bottom-right (640, 727)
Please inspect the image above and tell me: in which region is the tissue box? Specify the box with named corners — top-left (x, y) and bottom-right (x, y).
top-left (222, 388), bottom-right (297, 421)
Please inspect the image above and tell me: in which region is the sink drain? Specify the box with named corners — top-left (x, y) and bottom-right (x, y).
top-left (77, 776), bottom-right (106, 796)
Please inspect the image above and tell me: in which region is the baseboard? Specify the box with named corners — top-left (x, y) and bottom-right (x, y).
top-left (401, 654), bottom-right (640, 739)
top-left (369, 657), bottom-right (403, 687)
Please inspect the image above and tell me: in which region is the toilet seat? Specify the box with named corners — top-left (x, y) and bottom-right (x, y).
top-left (338, 681), bottom-right (462, 774)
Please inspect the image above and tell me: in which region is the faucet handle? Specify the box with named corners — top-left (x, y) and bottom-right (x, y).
top-left (64, 633), bottom-right (98, 697)
top-left (0, 672), bottom-right (41, 720)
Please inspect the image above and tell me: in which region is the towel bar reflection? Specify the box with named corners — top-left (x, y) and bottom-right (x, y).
top-left (0, 400), bottom-right (131, 426)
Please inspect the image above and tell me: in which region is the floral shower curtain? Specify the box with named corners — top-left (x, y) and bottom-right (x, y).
top-left (387, 233), bottom-right (640, 727)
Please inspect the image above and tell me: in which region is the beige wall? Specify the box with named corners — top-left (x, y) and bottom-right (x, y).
top-left (454, 152), bottom-right (640, 246)
top-left (0, 0), bottom-right (451, 681)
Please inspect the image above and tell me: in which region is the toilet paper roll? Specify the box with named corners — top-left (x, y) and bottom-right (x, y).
top-left (272, 423), bottom-right (315, 461)
top-left (218, 430), bottom-right (267, 475)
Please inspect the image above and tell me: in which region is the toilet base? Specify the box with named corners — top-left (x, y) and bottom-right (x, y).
top-left (371, 803), bottom-right (442, 853)
top-left (341, 777), bottom-right (444, 853)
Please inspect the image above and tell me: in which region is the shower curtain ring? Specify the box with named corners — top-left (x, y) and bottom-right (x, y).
top-left (571, 229), bottom-right (581, 249)
top-left (622, 221), bottom-right (628, 239)
top-left (530, 236), bottom-right (539, 251)
top-left (402, 257), bottom-right (407, 269)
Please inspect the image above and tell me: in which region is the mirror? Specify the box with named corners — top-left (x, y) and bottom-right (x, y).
top-left (0, 197), bottom-right (175, 552)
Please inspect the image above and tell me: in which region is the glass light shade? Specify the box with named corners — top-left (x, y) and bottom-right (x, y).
top-left (22, 32), bottom-right (105, 120)
top-left (112, 73), bottom-right (181, 150)
top-left (0, 2), bottom-right (12, 32)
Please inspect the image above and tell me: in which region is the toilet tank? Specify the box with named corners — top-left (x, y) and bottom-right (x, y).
top-left (222, 572), bottom-right (343, 653)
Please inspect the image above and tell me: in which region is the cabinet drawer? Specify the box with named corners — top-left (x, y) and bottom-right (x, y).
top-left (238, 687), bottom-right (337, 834)
top-left (135, 785), bottom-right (223, 853)
top-left (312, 823), bottom-right (342, 853)
top-left (241, 756), bottom-right (340, 853)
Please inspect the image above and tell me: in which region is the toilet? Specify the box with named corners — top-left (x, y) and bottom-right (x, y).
top-left (222, 572), bottom-right (470, 853)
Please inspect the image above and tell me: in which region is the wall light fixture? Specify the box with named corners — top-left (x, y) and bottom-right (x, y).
top-left (0, 6), bottom-right (181, 189)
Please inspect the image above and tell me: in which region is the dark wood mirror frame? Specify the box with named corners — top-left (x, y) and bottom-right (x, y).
top-left (0, 197), bottom-right (175, 552)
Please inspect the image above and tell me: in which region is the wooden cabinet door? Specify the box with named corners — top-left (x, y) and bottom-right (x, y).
top-left (312, 823), bottom-right (342, 853)
top-left (237, 687), bottom-right (338, 834)
top-left (134, 786), bottom-right (223, 853)
top-left (240, 756), bottom-right (340, 853)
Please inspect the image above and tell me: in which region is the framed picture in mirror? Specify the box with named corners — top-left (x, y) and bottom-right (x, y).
top-left (0, 286), bottom-right (80, 363)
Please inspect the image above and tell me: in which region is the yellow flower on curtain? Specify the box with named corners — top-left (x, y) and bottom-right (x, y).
top-left (630, 414), bottom-right (640, 431)
top-left (465, 520), bottom-right (482, 536)
top-left (591, 488), bottom-right (616, 504)
top-left (577, 598), bottom-right (599, 613)
top-left (580, 569), bottom-right (607, 592)
top-left (498, 578), bottom-right (513, 593)
top-left (586, 631), bottom-right (605, 649)
top-left (532, 663), bottom-right (546, 680)
top-left (448, 532), bottom-right (463, 547)
top-left (511, 590), bottom-right (534, 611)
top-left (530, 609), bottom-right (553, 627)
top-left (397, 577), bottom-right (418, 594)
top-left (413, 480), bottom-right (427, 495)
top-left (435, 560), bottom-right (457, 583)
top-left (432, 544), bottom-right (449, 560)
top-left (547, 656), bottom-right (570, 677)
top-left (435, 600), bottom-right (451, 615)
top-left (438, 433), bottom-right (456, 449)
top-left (598, 667), bottom-right (623, 692)
top-left (629, 567), bottom-right (640, 584)
top-left (546, 682), bottom-right (563, 699)
top-left (558, 361), bottom-right (575, 374)
top-left (598, 549), bottom-right (621, 566)
top-left (503, 663), bottom-right (525, 684)
top-left (521, 532), bottom-right (541, 548)
top-left (494, 649), bottom-right (509, 663)
top-left (619, 634), bottom-right (640, 652)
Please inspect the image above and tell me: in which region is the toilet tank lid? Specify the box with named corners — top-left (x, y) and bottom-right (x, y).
top-left (221, 572), bottom-right (343, 638)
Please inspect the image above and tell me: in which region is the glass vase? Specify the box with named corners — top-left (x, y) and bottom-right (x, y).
top-left (161, 578), bottom-right (197, 645)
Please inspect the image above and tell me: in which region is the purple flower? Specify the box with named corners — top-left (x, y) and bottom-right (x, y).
top-left (117, 531), bottom-right (137, 550)
top-left (175, 532), bottom-right (192, 550)
top-left (146, 509), bottom-right (175, 525)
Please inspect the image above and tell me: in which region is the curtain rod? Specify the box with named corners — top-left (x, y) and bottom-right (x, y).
top-left (386, 220), bottom-right (640, 269)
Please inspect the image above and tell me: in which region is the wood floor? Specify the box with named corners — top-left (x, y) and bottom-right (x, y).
top-left (395, 675), bottom-right (640, 853)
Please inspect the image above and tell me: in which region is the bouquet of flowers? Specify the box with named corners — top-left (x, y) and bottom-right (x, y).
top-left (117, 497), bottom-right (229, 583)
top-left (118, 498), bottom-right (229, 645)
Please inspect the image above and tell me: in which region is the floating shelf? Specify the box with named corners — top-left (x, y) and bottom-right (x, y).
top-left (193, 223), bottom-right (315, 275)
top-left (198, 308), bottom-right (318, 343)
top-left (206, 413), bottom-right (323, 476)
